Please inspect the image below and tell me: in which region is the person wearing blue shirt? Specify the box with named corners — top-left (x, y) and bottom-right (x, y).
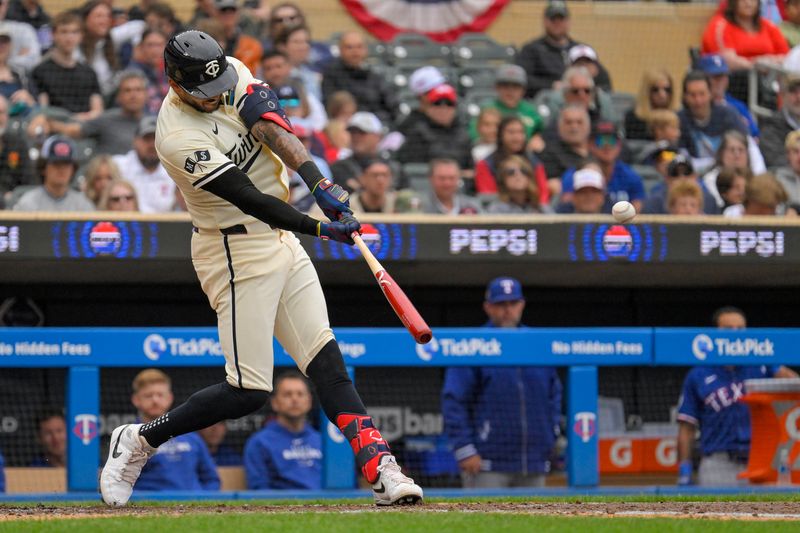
top-left (442, 277), bottom-right (562, 488)
top-left (199, 422), bottom-right (243, 466)
top-left (0, 449), bottom-right (5, 492)
top-left (698, 54), bottom-right (760, 139)
top-left (29, 409), bottom-right (67, 467)
top-left (677, 307), bottom-right (798, 486)
top-left (131, 369), bottom-right (220, 492)
top-left (244, 371), bottom-right (322, 490)
top-left (560, 121), bottom-right (645, 213)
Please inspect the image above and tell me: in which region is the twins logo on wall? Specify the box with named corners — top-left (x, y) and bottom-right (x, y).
top-left (312, 223), bottom-right (417, 261)
top-left (51, 221), bottom-right (159, 258)
top-left (73, 414), bottom-right (98, 445)
top-left (568, 224), bottom-right (668, 262)
top-left (573, 411), bottom-right (597, 443)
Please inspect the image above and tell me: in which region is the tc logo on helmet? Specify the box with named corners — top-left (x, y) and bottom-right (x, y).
top-left (205, 60), bottom-right (220, 77)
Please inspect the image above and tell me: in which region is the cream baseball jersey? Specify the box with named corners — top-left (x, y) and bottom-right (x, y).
top-left (155, 56), bottom-right (291, 230)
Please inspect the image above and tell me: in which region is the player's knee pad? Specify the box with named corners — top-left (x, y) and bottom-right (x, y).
top-left (336, 413), bottom-right (391, 484)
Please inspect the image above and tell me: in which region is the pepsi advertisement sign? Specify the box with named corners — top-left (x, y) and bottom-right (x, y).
top-left (51, 220), bottom-right (160, 259)
top-left (568, 224), bottom-right (668, 262)
top-left (654, 328), bottom-right (800, 366)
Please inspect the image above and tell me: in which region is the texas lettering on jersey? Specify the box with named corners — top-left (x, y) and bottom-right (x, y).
top-left (702, 380), bottom-right (745, 413)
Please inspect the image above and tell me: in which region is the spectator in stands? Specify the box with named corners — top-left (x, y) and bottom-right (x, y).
top-left (77, 0), bottom-right (145, 96)
top-left (263, 2), bottom-right (332, 73)
top-left (128, 29), bottom-right (169, 114)
top-left (419, 158), bottom-right (481, 215)
top-left (0, 30), bottom-right (34, 107)
top-left (82, 154), bottom-right (122, 207)
top-left (487, 155), bottom-right (552, 214)
top-left (543, 66), bottom-right (617, 130)
top-left (348, 157), bottom-right (398, 214)
top-left (30, 408), bottom-right (66, 467)
top-left (144, 3), bottom-right (183, 38)
top-left (625, 69), bottom-right (675, 141)
top-left (567, 44), bottom-right (611, 93)
top-left (760, 72), bottom-right (800, 168)
top-left (555, 164), bottom-right (612, 214)
top-left (781, 0), bottom-right (800, 47)
top-left (716, 167), bottom-right (749, 210)
top-left (199, 422), bottom-right (242, 466)
top-left (0, 0), bottom-right (40, 73)
top-left (395, 84), bottom-right (473, 171)
top-left (539, 105), bottom-right (591, 187)
top-left (6, 0), bottom-right (49, 31)
top-left (321, 31), bottom-right (398, 125)
top-left (677, 307), bottom-right (798, 486)
top-left (113, 116), bottom-right (176, 213)
top-left (701, 0), bottom-right (788, 71)
top-left (30, 11), bottom-right (102, 119)
top-left (647, 110), bottom-right (682, 146)
top-left (668, 179), bottom-right (704, 215)
top-left (330, 111), bottom-right (395, 193)
top-left (515, 1), bottom-right (610, 98)
top-left (132, 369), bottom-right (220, 491)
top-left (677, 70), bottom-right (748, 163)
top-left (699, 54), bottom-right (759, 138)
top-left (214, 0), bottom-right (261, 75)
top-left (319, 90), bottom-right (356, 163)
top-left (643, 155), bottom-right (718, 215)
top-left (561, 122), bottom-right (645, 212)
top-left (98, 178), bottom-right (139, 211)
top-left (776, 130), bottom-right (800, 206)
top-left (244, 371), bottom-right (321, 490)
top-left (442, 277), bottom-right (562, 488)
top-left (14, 135), bottom-right (94, 211)
top-left (0, 449), bottom-right (4, 492)
top-left (702, 130), bottom-right (759, 210)
top-left (260, 50), bottom-right (325, 131)
top-left (474, 116), bottom-right (549, 204)
top-left (0, 95), bottom-right (34, 206)
top-left (469, 64), bottom-right (543, 150)
top-left (471, 107), bottom-right (501, 163)
top-left (45, 70), bottom-right (148, 156)
top-left (725, 172), bottom-right (797, 216)
top-left (274, 24), bottom-right (322, 102)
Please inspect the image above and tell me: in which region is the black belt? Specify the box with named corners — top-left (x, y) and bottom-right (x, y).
top-left (193, 224), bottom-right (248, 235)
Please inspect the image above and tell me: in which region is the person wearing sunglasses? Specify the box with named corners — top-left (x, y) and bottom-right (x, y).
top-left (760, 72), bottom-right (800, 168)
top-left (542, 66), bottom-right (617, 140)
top-left (396, 84), bottom-right (473, 171)
top-left (487, 155), bottom-right (552, 214)
top-left (642, 155), bottom-right (718, 214)
top-left (98, 178), bottom-right (139, 211)
top-left (213, 0), bottom-right (262, 75)
top-left (560, 121), bottom-right (644, 213)
top-left (625, 68), bottom-right (675, 141)
top-left (262, 3), bottom-right (333, 74)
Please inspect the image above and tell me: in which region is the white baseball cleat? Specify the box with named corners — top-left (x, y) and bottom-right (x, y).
top-left (100, 424), bottom-right (156, 506)
top-left (372, 455), bottom-right (423, 506)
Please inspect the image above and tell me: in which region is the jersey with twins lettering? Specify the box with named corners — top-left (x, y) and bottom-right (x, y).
top-left (677, 365), bottom-right (777, 455)
top-left (155, 56), bottom-right (290, 230)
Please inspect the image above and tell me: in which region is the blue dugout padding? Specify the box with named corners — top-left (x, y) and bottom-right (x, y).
top-left (1, 327), bottom-right (800, 493)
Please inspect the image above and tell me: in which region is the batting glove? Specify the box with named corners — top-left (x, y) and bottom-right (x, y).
top-left (317, 215), bottom-right (361, 245)
top-left (312, 178), bottom-right (352, 222)
top-left (677, 460), bottom-right (693, 486)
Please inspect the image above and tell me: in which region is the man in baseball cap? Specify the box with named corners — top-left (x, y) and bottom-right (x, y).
top-left (556, 165), bottom-right (611, 214)
top-left (442, 275), bottom-right (562, 488)
top-left (698, 54), bottom-right (759, 138)
top-left (13, 135), bottom-right (94, 211)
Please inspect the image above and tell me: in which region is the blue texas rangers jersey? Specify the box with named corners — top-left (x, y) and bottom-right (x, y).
top-left (243, 420), bottom-right (322, 490)
top-left (677, 365), bottom-right (777, 455)
top-left (135, 432), bottom-right (220, 491)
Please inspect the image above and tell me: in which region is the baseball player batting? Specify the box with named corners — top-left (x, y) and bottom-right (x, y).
top-left (100, 31), bottom-right (423, 506)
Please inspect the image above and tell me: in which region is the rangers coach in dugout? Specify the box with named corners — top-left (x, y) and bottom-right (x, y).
top-left (100, 30), bottom-right (423, 507)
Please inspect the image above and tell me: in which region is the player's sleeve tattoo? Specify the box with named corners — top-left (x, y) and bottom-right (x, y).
top-left (251, 120), bottom-right (311, 171)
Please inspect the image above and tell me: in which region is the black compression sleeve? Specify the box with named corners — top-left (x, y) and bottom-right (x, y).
top-left (201, 165), bottom-right (319, 236)
top-left (297, 160), bottom-right (325, 191)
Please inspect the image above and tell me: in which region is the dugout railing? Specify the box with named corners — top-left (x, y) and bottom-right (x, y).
top-left (1, 326), bottom-right (798, 497)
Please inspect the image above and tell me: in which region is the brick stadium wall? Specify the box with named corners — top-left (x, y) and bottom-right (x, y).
top-left (39, 0), bottom-right (716, 95)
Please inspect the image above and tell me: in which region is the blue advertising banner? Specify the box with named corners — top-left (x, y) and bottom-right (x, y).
top-left (654, 328), bottom-right (800, 366)
top-left (0, 328), bottom-right (653, 367)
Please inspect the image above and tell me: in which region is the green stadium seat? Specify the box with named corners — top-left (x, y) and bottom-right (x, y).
top-left (388, 32), bottom-right (452, 66)
top-left (451, 33), bottom-right (515, 68)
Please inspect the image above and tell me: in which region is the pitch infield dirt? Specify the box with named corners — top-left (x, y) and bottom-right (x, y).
top-left (2, 502), bottom-right (800, 521)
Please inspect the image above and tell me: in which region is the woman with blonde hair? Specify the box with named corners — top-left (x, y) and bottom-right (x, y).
top-left (82, 154), bottom-right (122, 207)
top-left (487, 155), bottom-right (552, 214)
top-left (625, 69), bottom-right (675, 140)
top-left (98, 179), bottom-right (139, 212)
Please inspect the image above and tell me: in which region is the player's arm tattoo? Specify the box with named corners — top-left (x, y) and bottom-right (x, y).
top-left (250, 120), bottom-right (310, 171)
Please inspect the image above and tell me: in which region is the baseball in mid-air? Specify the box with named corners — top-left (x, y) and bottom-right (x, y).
top-left (612, 201), bottom-right (636, 223)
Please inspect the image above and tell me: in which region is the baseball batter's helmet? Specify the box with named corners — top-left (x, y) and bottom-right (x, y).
top-left (164, 30), bottom-right (239, 98)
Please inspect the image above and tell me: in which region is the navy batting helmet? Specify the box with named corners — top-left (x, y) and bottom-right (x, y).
top-left (164, 30), bottom-right (239, 98)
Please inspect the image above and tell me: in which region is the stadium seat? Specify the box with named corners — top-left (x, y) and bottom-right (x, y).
top-left (388, 32), bottom-right (452, 66)
top-left (366, 40), bottom-right (389, 65)
top-left (457, 67), bottom-right (497, 95)
top-left (632, 164), bottom-right (664, 196)
top-left (451, 33), bottom-right (515, 68)
top-left (396, 88), bottom-right (419, 117)
top-left (532, 89), bottom-right (558, 127)
top-left (402, 162), bottom-right (431, 192)
top-left (463, 89), bottom-right (496, 118)
top-left (610, 92), bottom-right (636, 120)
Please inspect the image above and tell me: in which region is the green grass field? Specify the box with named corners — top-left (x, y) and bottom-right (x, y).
top-left (2, 495), bottom-right (800, 532)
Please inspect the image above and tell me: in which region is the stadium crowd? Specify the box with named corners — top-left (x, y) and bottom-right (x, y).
top-left (0, 0), bottom-right (798, 217)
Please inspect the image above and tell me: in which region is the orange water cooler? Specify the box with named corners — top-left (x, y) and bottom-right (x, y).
top-left (738, 378), bottom-right (800, 484)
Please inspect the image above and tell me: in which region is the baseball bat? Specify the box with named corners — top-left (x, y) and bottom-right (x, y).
top-left (352, 233), bottom-right (432, 344)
